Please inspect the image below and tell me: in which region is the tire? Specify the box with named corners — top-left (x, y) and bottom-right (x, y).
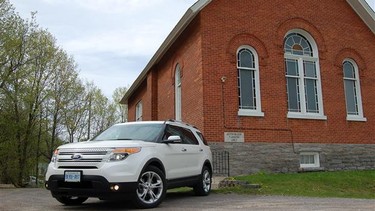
top-left (133, 165), bottom-right (166, 209)
top-left (193, 166), bottom-right (212, 196)
top-left (55, 196), bottom-right (88, 205)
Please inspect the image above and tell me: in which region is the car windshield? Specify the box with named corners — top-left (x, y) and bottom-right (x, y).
top-left (92, 123), bottom-right (164, 142)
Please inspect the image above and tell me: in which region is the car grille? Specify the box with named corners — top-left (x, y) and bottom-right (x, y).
top-left (57, 148), bottom-right (112, 169)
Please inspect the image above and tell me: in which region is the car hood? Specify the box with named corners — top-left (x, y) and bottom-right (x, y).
top-left (57, 140), bottom-right (156, 149)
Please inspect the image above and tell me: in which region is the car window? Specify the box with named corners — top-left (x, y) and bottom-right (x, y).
top-left (92, 124), bottom-right (163, 142)
top-left (164, 125), bottom-right (199, 145)
top-left (196, 132), bottom-right (208, 146)
top-left (180, 127), bottom-right (199, 145)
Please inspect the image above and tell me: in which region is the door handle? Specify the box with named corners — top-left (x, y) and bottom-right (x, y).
top-left (181, 148), bottom-right (187, 152)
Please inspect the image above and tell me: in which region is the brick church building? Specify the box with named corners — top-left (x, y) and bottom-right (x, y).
top-left (121, 0), bottom-right (375, 175)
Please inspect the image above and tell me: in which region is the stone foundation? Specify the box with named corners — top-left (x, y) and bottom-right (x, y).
top-left (209, 142), bottom-right (375, 176)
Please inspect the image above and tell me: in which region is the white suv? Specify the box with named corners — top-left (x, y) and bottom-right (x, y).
top-left (45, 120), bottom-right (212, 208)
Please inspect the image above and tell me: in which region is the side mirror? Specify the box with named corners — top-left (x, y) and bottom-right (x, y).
top-left (163, 135), bottom-right (182, 144)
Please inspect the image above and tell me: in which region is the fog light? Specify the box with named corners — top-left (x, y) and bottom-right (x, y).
top-left (45, 183), bottom-right (49, 188)
top-left (111, 184), bottom-right (120, 191)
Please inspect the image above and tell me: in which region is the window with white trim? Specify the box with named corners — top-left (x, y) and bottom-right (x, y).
top-left (343, 59), bottom-right (366, 121)
top-left (175, 64), bottom-right (182, 121)
top-left (300, 152), bottom-right (320, 168)
top-left (135, 101), bottom-right (142, 121)
top-left (237, 46), bottom-right (264, 117)
top-left (284, 30), bottom-right (326, 120)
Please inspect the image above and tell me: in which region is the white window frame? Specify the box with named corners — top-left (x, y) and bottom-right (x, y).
top-left (175, 64), bottom-right (182, 121)
top-left (237, 45), bottom-right (264, 117)
top-left (135, 101), bottom-right (142, 121)
top-left (343, 59), bottom-right (366, 122)
top-left (300, 152), bottom-right (320, 168)
top-left (284, 29), bottom-right (326, 120)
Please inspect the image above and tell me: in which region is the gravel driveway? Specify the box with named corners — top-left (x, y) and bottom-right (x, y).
top-left (0, 188), bottom-right (374, 210)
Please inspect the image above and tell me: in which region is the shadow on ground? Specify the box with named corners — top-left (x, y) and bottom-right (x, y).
top-left (59, 190), bottom-right (197, 210)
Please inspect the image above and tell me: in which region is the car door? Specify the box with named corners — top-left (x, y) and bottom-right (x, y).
top-left (177, 127), bottom-right (203, 176)
top-left (160, 124), bottom-right (201, 179)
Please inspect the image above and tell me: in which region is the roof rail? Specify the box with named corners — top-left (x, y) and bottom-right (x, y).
top-left (165, 119), bottom-right (198, 129)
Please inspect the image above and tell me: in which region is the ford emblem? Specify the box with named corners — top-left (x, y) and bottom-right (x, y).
top-left (71, 153), bottom-right (82, 160)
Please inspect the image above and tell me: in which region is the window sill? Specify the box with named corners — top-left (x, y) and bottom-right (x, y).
top-left (346, 115), bottom-right (367, 122)
top-left (298, 148), bottom-right (322, 153)
top-left (298, 167), bottom-right (324, 172)
top-left (287, 112), bottom-right (327, 120)
top-left (238, 109), bottom-right (264, 117)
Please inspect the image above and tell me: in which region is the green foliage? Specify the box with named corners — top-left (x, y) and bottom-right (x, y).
top-left (112, 86), bottom-right (128, 122)
top-left (0, 0), bottom-right (128, 187)
top-left (217, 170), bottom-right (375, 199)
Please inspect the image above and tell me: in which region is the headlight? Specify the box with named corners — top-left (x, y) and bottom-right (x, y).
top-left (108, 147), bottom-right (141, 162)
top-left (51, 149), bottom-right (59, 163)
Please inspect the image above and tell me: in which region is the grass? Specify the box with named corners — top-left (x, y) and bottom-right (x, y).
top-left (216, 170), bottom-right (375, 199)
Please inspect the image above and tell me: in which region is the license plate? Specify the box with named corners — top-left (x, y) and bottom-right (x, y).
top-left (64, 171), bottom-right (81, 182)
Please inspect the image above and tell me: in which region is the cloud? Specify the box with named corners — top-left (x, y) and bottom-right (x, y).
top-left (77, 53), bottom-right (145, 96)
top-left (40, 0), bottom-right (177, 14)
top-left (18, 0), bottom-right (375, 99)
top-left (74, 0), bottom-right (165, 14)
top-left (64, 24), bottom-right (169, 57)
top-left (366, 0), bottom-right (375, 9)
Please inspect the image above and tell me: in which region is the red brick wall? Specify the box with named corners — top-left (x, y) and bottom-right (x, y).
top-left (128, 17), bottom-right (205, 130)
top-left (155, 17), bottom-right (205, 130)
top-left (199, 0), bottom-right (375, 144)
top-left (128, 80), bottom-right (148, 121)
top-left (128, 0), bottom-right (375, 145)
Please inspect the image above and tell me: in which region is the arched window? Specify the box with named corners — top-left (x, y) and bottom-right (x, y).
top-left (237, 46), bottom-right (263, 117)
top-left (343, 59), bottom-right (366, 121)
top-left (175, 64), bottom-right (182, 121)
top-left (284, 30), bottom-right (326, 119)
top-left (135, 101), bottom-right (142, 121)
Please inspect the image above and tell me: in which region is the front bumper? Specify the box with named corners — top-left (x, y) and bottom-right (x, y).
top-left (46, 175), bottom-right (137, 199)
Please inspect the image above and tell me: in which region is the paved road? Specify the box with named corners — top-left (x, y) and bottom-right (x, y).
top-left (0, 188), bottom-right (374, 211)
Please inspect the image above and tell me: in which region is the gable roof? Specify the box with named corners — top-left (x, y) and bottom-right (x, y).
top-left (120, 0), bottom-right (375, 104)
top-left (347, 0), bottom-right (375, 33)
top-left (120, 0), bottom-right (211, 104)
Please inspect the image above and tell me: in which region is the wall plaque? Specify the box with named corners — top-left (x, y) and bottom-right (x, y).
top-left (224, 132), bottom-right (244, 143)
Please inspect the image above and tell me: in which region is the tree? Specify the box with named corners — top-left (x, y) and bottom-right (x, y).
top-left (0, 0), bottom-right (36, 90)
top-left (0, 0), bottom-right (125, 186)
top-left (112, 86), bottom-right (128, 123)
top-left (60, 78), bottom-right (86, 143)
top-left (1, 28), bottom-right (58, 187)
top-left (0, 0), bottom-right (82, 185)
top-left (85, 82), bottom-right (117, 140)
top-left (42, 50), bottom-right (79, 158)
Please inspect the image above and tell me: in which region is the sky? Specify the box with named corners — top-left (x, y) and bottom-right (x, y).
top-left (9, 0), bottom-right (375, 99)
top-left (10, 0), bottom-right (197, 98)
